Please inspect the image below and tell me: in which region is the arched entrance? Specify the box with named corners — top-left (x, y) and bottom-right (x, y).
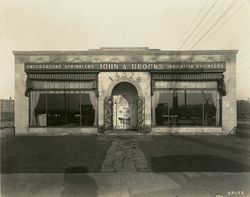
top-left (111, 82), bottom-right (138, 130)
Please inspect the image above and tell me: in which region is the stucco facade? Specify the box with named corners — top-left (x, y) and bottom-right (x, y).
top-left (14, 47), bottom-right (237, 135)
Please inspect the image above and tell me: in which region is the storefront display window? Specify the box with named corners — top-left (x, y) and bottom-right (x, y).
top-left (30, 92), bottom-right (96, 127)
top-left (154, 90), bottom-right (220, 127)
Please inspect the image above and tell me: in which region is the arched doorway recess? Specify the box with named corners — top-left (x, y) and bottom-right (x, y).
top-left (111, 82), bottom-right (138, 130)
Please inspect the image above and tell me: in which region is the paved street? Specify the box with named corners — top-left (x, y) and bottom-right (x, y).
top-left (1, 131), bottom-right (250, 196)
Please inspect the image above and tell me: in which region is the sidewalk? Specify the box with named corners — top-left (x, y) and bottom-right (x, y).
top-left (1, 172), bottom-right (249, 197)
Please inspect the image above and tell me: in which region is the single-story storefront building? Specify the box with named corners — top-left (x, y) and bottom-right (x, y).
top-left (14, 47), bottom-right (237, 135)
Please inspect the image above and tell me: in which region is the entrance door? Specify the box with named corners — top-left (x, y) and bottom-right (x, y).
top-left (111, 82), bottom-right (138, 130)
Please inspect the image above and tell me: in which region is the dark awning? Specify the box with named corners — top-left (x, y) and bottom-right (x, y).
top-left (152, 73), bottom-right (223, 81)
top-left (27, 73), bottom-right (97, 81)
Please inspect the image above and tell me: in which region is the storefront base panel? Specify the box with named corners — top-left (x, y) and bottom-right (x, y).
top-left (151, 127), bottom-right (223, 135)
top-left (15, 127), bottom-right (98, 136)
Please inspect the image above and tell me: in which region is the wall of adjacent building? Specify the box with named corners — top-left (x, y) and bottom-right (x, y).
top-left (0, 99), bottom-right (14, 128)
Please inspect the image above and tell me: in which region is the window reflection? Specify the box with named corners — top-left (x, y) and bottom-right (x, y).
top-left (34, 93), bottom-right (47, 126)
top-left (155, 91), bottom-right (219, 127)
top-left (67, 94), bottom-right (81, 127)
top-left (203, 93), bottom-right (217, 126)
top-left (80, 94), bottom-right (95, 126)
top-left (31, 93), bottom-right (96, 127)
top-left (47, 94), bottom-right (67, 126)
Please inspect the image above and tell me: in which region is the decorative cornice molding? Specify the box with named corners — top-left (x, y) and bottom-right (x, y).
top-left (109, 57), bottom-right (120, 62)
top-left (13, 49), bottom-right (239, 56)
top-left (224, 54), bottom-right (235, 62)
top-left (68, 57), bottom-right (83, 63)
top-left (183, 56), bottom-right (197, 62)
top-left (15, 56), bottom-right (31, 64)
top-left (205, 56), bottom-right (217, 62)
top-left (31, 57), bottom-right (48, 63)
top-left (50, 56), bottom-right (66, 63)
top-left (128, 56), bottom-right (143, 62)
top-left (88, 57), bottom-right (102, 62)
top-left (146, 57), bottom-right (159, 62)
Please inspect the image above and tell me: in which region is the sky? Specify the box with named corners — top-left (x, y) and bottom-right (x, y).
top-left (0, 0), bottom-right (250, 100)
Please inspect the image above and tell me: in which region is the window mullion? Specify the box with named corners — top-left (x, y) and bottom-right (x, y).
top-left (46, 91), bottom-right (47, 127)
top-left (80, 93), bottom-right (82, 127)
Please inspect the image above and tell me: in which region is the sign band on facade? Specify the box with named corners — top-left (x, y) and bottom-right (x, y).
top-left (25, 62), bottom-right (226, 72)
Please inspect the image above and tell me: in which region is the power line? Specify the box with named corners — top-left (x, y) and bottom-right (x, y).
top-left (195, 1), bottom-right (246, 48)
top-left (178, 0), bottom-right (219, 49)
top-left (190, 0), bottom-right (239, 49)
top-left (177, 0), bottom-right (209, 48)
top-left (186, 0), bottom-right (228, 47)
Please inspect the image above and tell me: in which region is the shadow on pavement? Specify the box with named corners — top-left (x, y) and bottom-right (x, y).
top-left (61, 167), bottom-right (98, 197)
top-left (0, 136), bottom-right (111, 173)
top-left (151, 155), bottom-right (250, 172)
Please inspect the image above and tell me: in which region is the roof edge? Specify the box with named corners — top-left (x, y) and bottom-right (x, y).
top-left (12, 48), bottom-right (239, 56)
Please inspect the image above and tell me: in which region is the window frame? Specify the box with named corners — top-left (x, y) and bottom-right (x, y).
top-left (28, 91), bottom-right (97, 128)
top-left (153, 89), bottom-right (222, 127)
